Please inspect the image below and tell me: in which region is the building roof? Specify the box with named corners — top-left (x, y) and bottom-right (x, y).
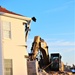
top-left (0, 6), bottom-right (23, 16)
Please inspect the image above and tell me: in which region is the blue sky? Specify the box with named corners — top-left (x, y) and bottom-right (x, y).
top-left (0, 0), bottom-right (75, 66)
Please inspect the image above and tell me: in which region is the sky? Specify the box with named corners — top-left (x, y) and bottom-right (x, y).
top-left (0, 0), bottom-right (75, 66)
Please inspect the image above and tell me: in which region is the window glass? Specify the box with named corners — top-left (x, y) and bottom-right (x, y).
top-left (3, 21), bottom-right (11, 38)
top-left (4, 59), bottom-right (13, 75)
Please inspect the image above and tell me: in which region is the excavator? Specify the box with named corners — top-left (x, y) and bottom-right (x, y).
top-left (28, 36), bottom-right (64, 72)
top-left (31, 36), bottom-right (49, 65)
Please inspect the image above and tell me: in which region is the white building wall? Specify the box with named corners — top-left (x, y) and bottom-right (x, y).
top-left (0, 14), bottom-right (31, 75)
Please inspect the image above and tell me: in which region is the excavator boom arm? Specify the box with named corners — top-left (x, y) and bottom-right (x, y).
top-left (30, 36), bottom-right (49, 64)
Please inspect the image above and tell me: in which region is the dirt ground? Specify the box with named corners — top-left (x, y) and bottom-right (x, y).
top-left (48, 71), bottom-right (73, 75)
top-left (38, 70), bottom-right (74, 75)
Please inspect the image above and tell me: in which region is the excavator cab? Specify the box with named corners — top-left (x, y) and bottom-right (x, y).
top-left (50, 53), bottom-right (62, 71)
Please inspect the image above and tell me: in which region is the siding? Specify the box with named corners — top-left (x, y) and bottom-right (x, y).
top-left (0, 13), bottom-right (31, 75)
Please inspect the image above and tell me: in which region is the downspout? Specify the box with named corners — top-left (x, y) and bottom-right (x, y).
top-left (24, 17), bottom-right (36, 42)
top-left (0, 16), bottom-right (4, 75)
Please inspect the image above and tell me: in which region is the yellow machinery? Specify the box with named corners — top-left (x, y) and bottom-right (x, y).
top-left (29, 36), bottom-right (64, 72)
top-left (31, 36), bottom-right (49, 65)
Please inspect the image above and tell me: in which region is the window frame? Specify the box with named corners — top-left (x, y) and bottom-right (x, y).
top-left (4, 59), bottom-right (13, 75)
top-left (2, 21), bottom-right (11, 39)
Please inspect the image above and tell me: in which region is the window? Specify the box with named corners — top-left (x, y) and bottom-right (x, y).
top-left (3, 21), bottom-right (11, 38)
top-left (4, 59), bottom-right (13, 75)
top-left (41, 43), bottom-right (44, 47)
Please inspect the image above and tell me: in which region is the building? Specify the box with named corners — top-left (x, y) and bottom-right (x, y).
top-left (0, 6), bottom-right (32, 75)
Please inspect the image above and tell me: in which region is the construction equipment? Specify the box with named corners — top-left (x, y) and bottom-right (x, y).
top-left (28, 36), bottom-right (64, 72)
top-left (31, 36), bottom-right (49, 65)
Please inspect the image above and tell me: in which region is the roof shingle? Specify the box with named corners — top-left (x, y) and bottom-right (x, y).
top-left (0, 6), bottom-right (23, 16)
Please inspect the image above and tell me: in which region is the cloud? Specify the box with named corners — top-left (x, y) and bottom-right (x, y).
top-left (44, 6), bottom-right (68, 13)
top-left (48, 41), bottom-right (75, 47)
top-left (27, 38), bottom-right (75, 53)
top-left (46, 39), bottom-right (75, 54)
top-left (64, 0), bottom-right (74, 5)
top-left (64, 48), bottom-right (75, 53)
top-left (49, 46), bottom-right (75, 53)
top-left (27, 39), bottom-right (33, 53)
top-left (47, 33), bottom-right (75, 36)
top-left (43, 0), bottom-right (74, 14)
